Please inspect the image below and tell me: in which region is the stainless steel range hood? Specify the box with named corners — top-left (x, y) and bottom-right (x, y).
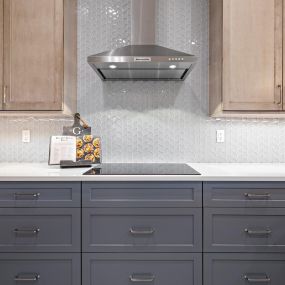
top-left (87, 0), bottom-right (197, 81)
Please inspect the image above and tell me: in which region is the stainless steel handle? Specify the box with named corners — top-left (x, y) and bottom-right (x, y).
top-left (244, 228), bottom-right (272, 236)
top-left (244, 274), bottom-right (271, 283)
top-left (129, 274), bottom-right (155, 282)
top-left (3, 85), bottom-right (7, 105)
top-left (14, 273), bottom-right (40, 282)
top-left (14, 193), bottom-right (40, 200)
top-left (14, 228), bottom-right (40, 235)
top-left (244, 193), bottom-right (271, 200)
top-left (275, 84), bottom-right (282, 105)
top-left (129, 227), bottom-right (155, 235)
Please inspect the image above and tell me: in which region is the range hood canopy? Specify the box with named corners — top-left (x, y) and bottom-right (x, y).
top-left (88, 45), bottom-right (197, 81)
top-left (87, 0), bottom-right (197, 81)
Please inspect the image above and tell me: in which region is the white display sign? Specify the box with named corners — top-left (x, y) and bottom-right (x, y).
top-left (48, 136), bottom-right (76, 165)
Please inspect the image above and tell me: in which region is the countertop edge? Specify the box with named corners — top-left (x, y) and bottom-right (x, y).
top-left (1, 175), bottom-right (285, 182)
top-left (1, 163), bottom-right (285, 182)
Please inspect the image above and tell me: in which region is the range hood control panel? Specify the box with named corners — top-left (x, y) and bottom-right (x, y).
top-left (169, 58), bottom-right (184, 61)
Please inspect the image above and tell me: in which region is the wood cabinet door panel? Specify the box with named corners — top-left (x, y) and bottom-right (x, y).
top-left (3, 0), bottom-right (63, 111)
top-left (0, 0), bottom-right (3, 109)
top-left (223, 0), bottom-right (283, 111)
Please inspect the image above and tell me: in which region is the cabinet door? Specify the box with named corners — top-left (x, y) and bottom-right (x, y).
top-left (83, 253), bottom-right (202, 285)
top-left (0, 253), bottom-right (80, 285)
top-left (0, 208), bottom-right (81, 252)
top-left (82, 182), bottom-right (202, 208)
top-left (2, 0), bottom-right (63, 111)
top-left (204, 253), bottom-right (285, 285)
top-left (204, 208), bottom-right (285, 253)
top-left (223, 0), bottom-right (283, 111)
top-left (0, 182), bottom-right (81, 208)
top-left (203, 181), bottom-right (285, 208)
top-left (82, 208), bottom-right (202, 253)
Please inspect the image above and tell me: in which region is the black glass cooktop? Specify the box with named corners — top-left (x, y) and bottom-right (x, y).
top-left (83, 163), bottom-right (200, 175)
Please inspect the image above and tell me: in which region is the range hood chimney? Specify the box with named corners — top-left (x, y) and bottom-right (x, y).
top-left (87, 0), bottom-right (197, 81)
top-left (131, 0), bottom-right (155, 45)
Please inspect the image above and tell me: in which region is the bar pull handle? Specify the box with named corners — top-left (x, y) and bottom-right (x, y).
top-left (3, 85), bottom-right (7, 105)
top-left (244, 228), bottom-right (272, 236)
top-left (14, 193), bottom-right (40, 200)
top-left (275, 84), bottom-right (282, 105)
top-left (244, 193), bottom-right (271, 200)
top-left (244, 274), bottom-right (271, 283)
top-left (129, 274), bottom-right (155, 282)
top-left (14, 228), bottom-right (40, 235)
top-left (129, 227), bottom-right (155, 235)
top-left (14, 273), bottom-right (40, 282)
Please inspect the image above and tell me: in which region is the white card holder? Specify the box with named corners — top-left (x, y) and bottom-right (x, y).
top-left (48, 136), bottom-right (76, 165)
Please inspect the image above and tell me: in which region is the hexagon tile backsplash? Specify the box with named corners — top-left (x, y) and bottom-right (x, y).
top-left (0, 0), bottom-right (285, 163)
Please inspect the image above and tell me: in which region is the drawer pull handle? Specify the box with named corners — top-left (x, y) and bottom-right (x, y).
top-left (14, 193), bottom-right (40, 200)
top-left (244, 274), bottom-right (271, 283)
top-left (129, 227), bottom-right (155, 235)
top-left (244, 228), bottom-right (272, 236)
top-left (244, 193), bottom-right (271, 200)
top-left (14, 273), bottom-right (40, 282)
top-left (14, 228), bottom-right (40, 235)
top-left (129, 274), bottom-right (155, 282)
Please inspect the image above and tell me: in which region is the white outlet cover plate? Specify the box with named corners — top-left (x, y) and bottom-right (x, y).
top-left (216, 130), bottom-right (225, 143)
top-left (22, 130), bottom-right (30, 143)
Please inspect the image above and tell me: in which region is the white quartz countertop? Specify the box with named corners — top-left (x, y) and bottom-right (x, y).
top-left (0, 163), bottom-right (285, 181)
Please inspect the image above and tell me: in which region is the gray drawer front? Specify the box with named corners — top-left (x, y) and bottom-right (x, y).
top-left (204, 253), bottom-right (285, 285)
top-left (0, 182), bottom-right (81, 207)
top-left (204, 208), bottom-right (285, 252)
top-left (204, 182), bottom-right (285, 207)
top-left (82, 208), bottom-right (202, 252)
top-left (82, 182), bottom-right (202, 207)
top-left (82, 253), bottom-right (202, 285)
top-left (0, 208), bottom-right (80, 252)
top-left (0, 253), bottom-right (80, 285)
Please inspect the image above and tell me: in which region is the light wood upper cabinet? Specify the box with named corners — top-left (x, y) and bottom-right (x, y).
top-left (210, 0), bottom-right (284, 117)
top-left (0, 0), bottom-right (3, 109)
top-left (0, 0), bottom-right (77, 114)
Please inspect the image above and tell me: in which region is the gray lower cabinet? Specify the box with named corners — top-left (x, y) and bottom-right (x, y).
top-left (82, 181), bottom-right (203, 285)
top-left (204, 206), bottom-right (285, 252)
top-left (0, 182), bottom-right (81, 207)
top-left (82, 253), bottom-right (202, 285)
top-left (0, 253), bottom-right (80, 285)
top-left (204, 182), bottom-right (285, 208)
top-left (0, 208), bottom-right (81, 252)
top-left (82, 182), bottom-right (202, 208)
top-left (5, 180), bottom-right (285, 285)
top-left (204, 182), bottom-right (285, 285)
top-left (82, 208), bottom-right (202, 252)
top-left (204, 253), bottom-right (285, 285)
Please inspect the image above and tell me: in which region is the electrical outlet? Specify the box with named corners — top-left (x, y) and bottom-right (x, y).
top-left (22, 130), bottom-right (30, 143)
top-left (216, 130), bottom-right (225, 143)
